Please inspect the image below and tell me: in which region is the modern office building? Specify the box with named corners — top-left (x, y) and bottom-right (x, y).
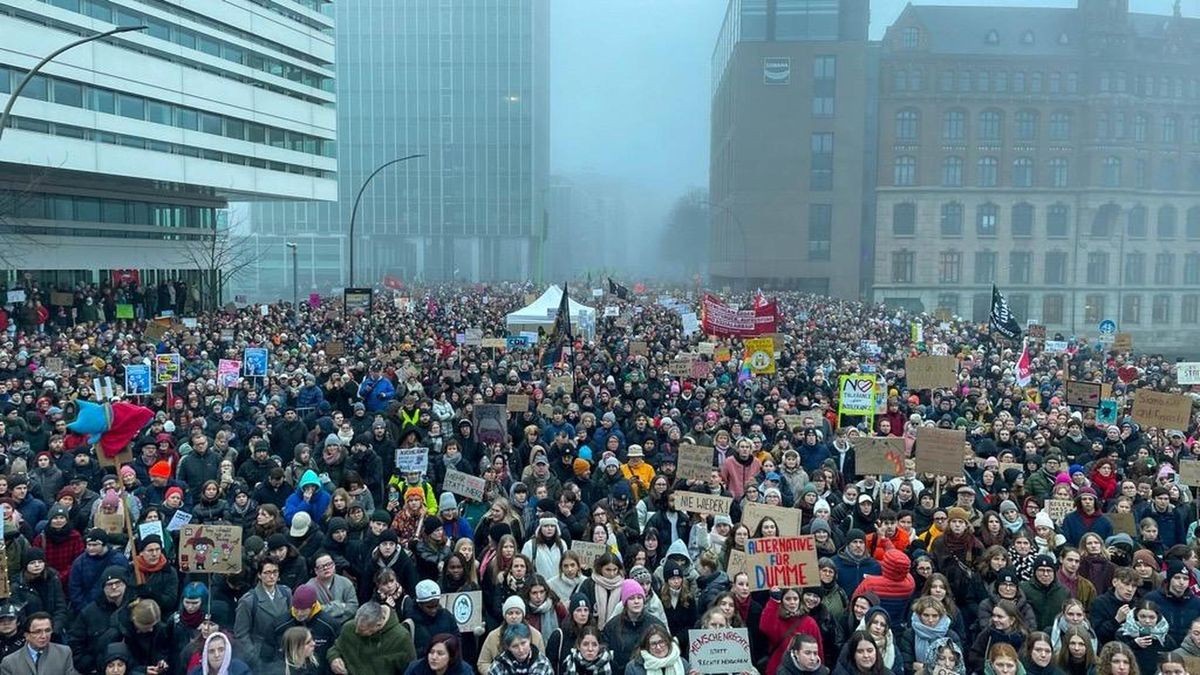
top-left (709, 0), bottom-right (875, 297)
top-left (0, 0), bottom-right (336, 294)
top-left (873, 0), bottom-right (1200, 347)
top-left (244, 0), bottom-right (550, 295)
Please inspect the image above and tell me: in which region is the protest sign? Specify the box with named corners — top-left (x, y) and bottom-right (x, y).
top-left (440, 591), bottom-right (483, 632)
top-left (45, 357), bottom-right (63, 373)
top-left (464, 328), bottom-right (483, 347)
top-left (570, 541), bottom-right (608, 570)
top-left (728, 536), bottom-right (819, 590)
top-left (441, 369), bottom-right (461, 383)
top-left (604, 306), bottom-right (619, 317)
top-left (116, 304), bottom-right (134, 319)
top-left (691, 360), bottom-right (713, 380)
top-left (395, 447), bottom-right (430, 474)
top-left (1044, 340), bottom-right (1068, 353)
top-left (50, 291), bottom-right (74, 307)
top-left (155, 354), bottom-right (181, 384)
top-left (689, 629), bottom-right (753, 674)
top-left (1064, 380), bottom-right (1102, 409)
top-left (1045, 499), bottom-right (1074, 525)
top-left (674, 491), bottom-right (732, 516)
top-left (629, 341), bottom-right (648, 357)
top-left (166, 510), bottom-right (193, 531)
top-left (1132, 389), bottom-right (1193, 430)
top-left (745, 337), bottom-right (775, 375)
top-left (905, 356), bottom-right (958, 390)
top-left (217, 359), bottom-right (242, 388)
top-left (1113, 332), bottom-right (1133, 351)
top-left (243, 348), bottom-right (268, 377)
top-left (838, 374), bottom-right (876, 416)
top-left (914, 428), bottom-right (966, 476)
top-left (1178, 460), bottom-right (1200, 487)
top-left (178, 524), bottom-right (242, 574)
top-left (1027, 324), bottom-right (1046, 339)
top-left (325, 341), bottom-right (345, 357)
top-left (548, 375), bottom-right (574, 394)
top-left (741, 503), bottom-right (802, 536)
top-left (482, 337), bottom-right (507, 349)
top-left (698, 342), bottom-right (716, 356)
top-left (138, 521), bottom-right (164, 544)
top-left (1106, 511), bottom-right (1135, 537)
top-left (125, 364), bottom-right (151, 396)
top-left (506, 394), bottom-right (530, 413)
top-left (444, 468), bottom-right (486, 501)
top-left (143, 322), bottom-right (168, 343)
top-left (1097, 399), bottom-right (1118, 424)
top-left (667, 358), bottom-right (694, 378)
top-left (5, 290), bottom-right (24, 305)
top-left (1178, 362), bottom-right (1200, 386)
top-left (473, 404), bottom-right (508, 445)
top-left (676, 444), bottom-right (715, 482)
top-left (851, 436), bottom-right (907, 477)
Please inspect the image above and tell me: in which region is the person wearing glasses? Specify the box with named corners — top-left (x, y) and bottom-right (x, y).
top-left (0, 611), bottom-right (78, 674)
top-left (235, 558), bottom-right (294, 671)
top-left (624, 624), bottom-right (693, 675)
top-left (307, 553), bottom-right (358, 628)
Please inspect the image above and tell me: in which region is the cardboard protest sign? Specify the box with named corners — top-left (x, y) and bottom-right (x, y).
top-left (570, 541), bottom-right (608, 570)
top-left (155, 354), bottom-right (182, 384)
top-left (1064, 380), bottom-right (1102, 409)
top-left (838, 374), bottom-right (876, 415)
top-left (1106, 511), bottom-right (1135, 537)
top-left (481, 337), bottom-right (507, 349)
top-left (45, 357), bottom-right (63, 373)
top-left (50, 291), bottom-right (74, 306)
top-left (667, 359), bottom-right (694, 378)
top-left (1179, 460), bottom-right (1200, 487)
top-left (727, 536), bottom-right (819, 590)
top-left (676, 443), bottom-right (715, 482)
top-left (441, 369), bottom-right (461, 383)
top-left (1045, 499), bottom-right (1074, 525)
top-left (178, 524), bottom-right (242, 574)
top-left (395, 447), bottom-right (430, 473)
top-left (674, 491), bottom-right (732, 516)
top-left (698, 342), bottom-right (716, 356)
top-left (440, 591), bottom-right (483, 632)
top-left (548, 375), bottom-right (574, 394)
top-left (325, 341), bottom-right (345, 357)
top-left (905, 356), bottom-right (958, 390)
top-left (914, 428), bottom-right (966, 476)
top-left (851, 436), bottom-right (907, 477)
top-left (506, 395), bottom-right (530, 413)
top-left (629, 341), bottom-right (648, 357)
top-left (741, 502), bottom-right (802, 536)
top-left (444, 468), bottom-right (486, 501)
top-left (1132, 389), bottom-right (1193, 430)
top-left (143, 322), bottom-right (169, 343)
top-left (464, 328), bottom-right (483, 347)
top-left (217, 360), bottom-right (241, 388)
top-left (472, 404), bottom-right (508, 445)
top-left (691, 360), bottom-right (713, 380)
top-left (689, 629), bottom-right (753, 674)
top-left (1026, 324), bottom-right (1046, 339)
top-left (1113, 333), bottom-right (1133, 351)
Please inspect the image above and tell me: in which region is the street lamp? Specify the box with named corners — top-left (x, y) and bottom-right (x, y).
top-left (0, 25), bottom-right (148, 142)
top-left (285, 242), bottom-right (298, 308)
top-left (347, 154), bottom-right (425, 287)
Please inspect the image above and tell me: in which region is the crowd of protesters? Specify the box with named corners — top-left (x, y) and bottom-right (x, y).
top-left (0, 276), bottom-right (1193, 675)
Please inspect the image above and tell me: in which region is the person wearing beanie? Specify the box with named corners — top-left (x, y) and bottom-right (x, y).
top-left (132, 532), bottom-right (179, 613)
top-left (32, 502), bottom-right (83, 589)
top-left (521, 516), bottom-right (568, 581)
top-left (67, 526), bottom-right (130, 612)
top-left (271, 583), bottom-right (340, 667)
top-left (852, 548), bottom-right (916, 628)
top-left (1131, 548), bottom-right (1163, 596)
top-left (928, 505), bottom-right (982, 600)
top-left (545, 590), bottom-right (597, 671)
top-left (392, 484), bottom-right (434, 546)
top-left (998, 499), bottom-right (1026, 535)
top-left (479, 595), bottom-right (546, 674)
top-left (601, 577), bottom-right (664, 675)
top-left (1060, 486), bottom-right (1112, 547)
top-left (659, 558), bottom-right (698, 650)
top-left (7, 546), bottom-right (66, 632)
top-left (1021, 554), bottom-right (1069, 632)
top-left (1146, 559), bottom-right (1200, 646)
top-left (437, 491), bottom-right (475, 543)
top-left (832, 528), bottom-right (881, 598)
top-left (975, 566), bottom-right (1038, 636)
top-left (68, 563), bottom-right (132, 673)
top-left (808, 518), bottom-right (837, 557)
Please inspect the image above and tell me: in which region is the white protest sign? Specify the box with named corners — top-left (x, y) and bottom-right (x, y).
top-left (443, 468), bottom-right (485, 501)
top-left (689, 628), bottom-right (753, 674)
top-left (166, 510), bottom-right (193, 532)
top-left (1177, 362), bottom-right (1200, 386)
top-left (395, 447), bottom-right (430, 474)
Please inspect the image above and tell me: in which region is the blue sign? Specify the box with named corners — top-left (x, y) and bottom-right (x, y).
top-left (243, 348), bottom-right (269, 377)
top-left (125, 364), bottom-right (152, 396)
top-left (505, 336), bottom-right (528, 351)
top-left (1098, 319), bottom-right (1117, 335)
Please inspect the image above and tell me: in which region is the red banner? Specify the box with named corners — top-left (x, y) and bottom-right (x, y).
top-left (111, 269), bottom-right (140, 286)
top-left (383, 275), bottom-right (403, 290)
top-left (700, 294), bottom-right (777, 337)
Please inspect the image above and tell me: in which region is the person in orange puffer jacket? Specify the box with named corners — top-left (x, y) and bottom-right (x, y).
top-left (852, 548), bottom-right (916, 628)
top-left (865, 509), bottom-right (911, 561)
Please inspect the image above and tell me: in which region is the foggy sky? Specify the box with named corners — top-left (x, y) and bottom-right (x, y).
top-left (550, 0), bottom-right (1193, 207)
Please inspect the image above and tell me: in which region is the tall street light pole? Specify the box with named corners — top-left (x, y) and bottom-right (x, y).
top-left (285, 242), bottom-right (298, 308)
top-left (0, 25), bottom-right (147, 143)
top-left (347, 154), bottom-right (425, 287)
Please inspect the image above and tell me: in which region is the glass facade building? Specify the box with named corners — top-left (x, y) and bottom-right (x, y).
top-left (246, 0), bottom-right (550, 289)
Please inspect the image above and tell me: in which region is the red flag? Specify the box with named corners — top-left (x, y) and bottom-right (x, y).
top-left (383, 275), bottom-right (403, 290)
top-left (1016, 338), bottom-right (1032, 387)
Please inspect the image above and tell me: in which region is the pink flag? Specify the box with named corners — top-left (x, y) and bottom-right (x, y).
top-left (1016, 338), bottom-right (1032, 387)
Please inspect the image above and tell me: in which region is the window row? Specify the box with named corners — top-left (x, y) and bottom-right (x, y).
top-left (1096, 71), bottom-right (1196, 100)
top-left (0, 190), bottom-right (217, 229)
top-left (891, 154), bottom-right (1200, 191)
top-left (891, 66), bottom-right (1081, 97)
top-left (892, 201), bottom-right (1200, 240)
top-left (1093, 112), bottom-right (1200, 144)
top-left (936, 293), bottom-right (1200, 327)
top-left (932, 156), bottom-right (1064, 188)
top-left (0, 67), bottom-right (334, 158)
top-left (894, 109), bottom-right (1072, 142)
top-left (897, 251), bottom-right (1200, 288)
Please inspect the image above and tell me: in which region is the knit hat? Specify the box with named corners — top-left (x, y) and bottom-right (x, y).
top-left (47, 504), bottom-right (69, 522)
top-left (630, 565), bottom-right (652, 584)
top-left (764, 487), bottom-right (782, 501)
top-left (422, 515), bottom-right (443, 536)
top-left (379, 530), bottom-right (399, 544)
top-left (999, 500), bottom-right (1018, 514)
top-left (881, 549), bottom-right (910, 579)
top-left (327, 517), bottom-right (348, 534)
top-left (620, 578), bottom-right (645, 602)
top-left (101, 490), bottom-right (120, 510)
top-left (22, 548), bottom-right (44, 567)
top-left (404, 487), bottom-right (425, 503)
top-left (85, 528), bottom-right (108, 545)
top-left (573, 458), bottom-right (591, 477)
top-left (568, 592), bottom-right (590, 612)
top-left (1032, 554), bottom-right (1057, 573)
top-left (118, 466), bottom-right (136, 481)
top-left (810, 518), bottom-right (831, 535)
top-left (438, 492), bottom-right (459, 514)
top-left (713, 514), bottom-right (733, 527)
top-left (846, 528), bottom-right (866, 543)
top-left (100, 565), bottom-right (127, 586)
top-left (946, 507), bottom-right (970, 523)
top-left (371, 509), bottom-right (392, 524)
top-left (664, 560), bottom-right (685, 580)
top-left (1132, 549), bottom-right (1158, 570)
top-left (502, 595), bottom-right (526, 616)
top-left (1034, 512), bottom-right (1055, 530)
top-left (182, 581), bottom-right (207, 600)
top-left (165, 486), bottom-right (184, 503)
top-left (292, 584), bottom-right (317, 610)
top-left (1167, 559), bottom-right (1188, 580)
top-left (995, 567), bottom-right (1019, 588)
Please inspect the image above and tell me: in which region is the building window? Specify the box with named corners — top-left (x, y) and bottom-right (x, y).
top-left (939, 70), bottom-right (954, 92)
top-left (941, 202), bottom-right (964, 235)
top-left (1153, 294), bottom-right (1171, 323)
top-left (1012, 157), bottom-right (1034, 187)
top-left (1047, 204), bottom-right (1070, 237)
top-left (1043, 294), bottom-right (1065, 324)
top-left (1084, 295), bottom-right (1105, 324)
top-left (1190, 161), bottom-right (1200, 191)
top-left (902, 27), bottom-right (920, 49)
top-left (1187, 207), bottom-right (1200, 239)
top-left (1012, 203), bottom-right (1034, 236)
top-left (1103, 156), bottom-right (1122, 188)
top-left (979, 110), bottom-right (1002, 141)
top-left (1008, 294), bottom-right (1029, 322)
top-left (1128, 206), bottom-right (1147, 237)
top-left (1155, 253), bottom-right (1175, 285)
top-left (1096, 112), bottom-right (1110, 139)
top-left (893, 156), bottom-right (916, 186)
top-left (1186, 254), bottom-right (1200, 284)
top-left (1159, 159), bottom-right (1179, 191)
top-left (1113, 111), bottom-right (1126, 138)
top-left (1134, 113), bottom-right (1149, 142)
top-left (1163, 115), bottom-right (1179, 143)
top-left (977, 203), bottom-right (998, 235)
top-left (810, 133), bottom-right (834, 190)
top-left (974, 251), bottom-right (997, 284)
top-left (1049, 111), bottom-right (1071, 140)
top-left (1092, 204), bottom-right (1118, 237)
top-left (808, 204), bottom-right (832, 261)
top-left (1016, 110), bottom-right (1038, 140)
top-left (1192, 115), bottom-right (1200, 144)
top-left (939, 251), bottom-right (962, 283)
top-left (1031, 72), bottom-right (1043, 93)
top-left (1087, 252), bottom-right (1109, 284)
top-left (941, 156), bottom-right (964, 187)
top-left (813, 56), bottom-right (837, 79)
top-left (1183, 295), bottom-right (1199, 324)
top-left (1045, 252), bottom-right (1068, 284)
top-left (1135, 158), bottom-right (1148, 189)
top-left (937, 293), bottom-right (960, 315)
top-left (893, 203), bottom-right (916, 235)
top-left (1125, 252), bottom-right (1145, 284)
top-left (1048, 158), bottom-right (1069, 188)
top-left (1157, 205), bottom-right (1177, 238)
top-left (1013, 72), bottom-right (1025, 92)
top-left (977, 157), bottom-right (999, 187)
top-left (892, 251), bottom-right (915, 282)
top-left (895, 109), bottom-right (919, 140)
top-left (1010, 251), bottom-right (1032, 284)
top-left (1121, 295), bottom-right (1142, 325)
top-left (942, 110), bottom-right (966, 141)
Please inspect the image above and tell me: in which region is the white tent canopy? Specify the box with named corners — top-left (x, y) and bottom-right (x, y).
top-left (506, 285), bottom-right (596, 336)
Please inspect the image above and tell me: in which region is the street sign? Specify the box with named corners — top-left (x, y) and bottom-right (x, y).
top-left (1098, 319), bottom-right (1117, 335)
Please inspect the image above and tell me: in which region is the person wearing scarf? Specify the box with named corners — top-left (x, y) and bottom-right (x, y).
top-left (998, 501), bottom-right (1026, 536)
top-left (133, 534), bottom-right (179, 613)
top-left (491, 623), bottom-right (554, 675)
top-left (32, 503), bottom-right (82, 587)
top-left (761, 587), bottom-right (823, 675)
top-left (901, 598), bottom-right (959, 671)
top-left (580, 554), bottom-right (625, 630)
top-left (1089, 459), bottom-right (1119, 501)
top-left (561, 626), bottom-right (613, 675)
top-left (1117, 599), bottom-right (1176, 675)
top-left (525, 580), bottom-right (564, 637)
top-left (929, 507), bottom-right (983, 600)
top-left (1060, 488), bottom-right (1111, 548)
top-left (173, 582), bottom-right (209, 633)
top-left (857, 606), bottom-right (901, 673)
top-left (625, 624), bottom-right (688, 675)
top-left (601, 579), bottom-right (665, 675)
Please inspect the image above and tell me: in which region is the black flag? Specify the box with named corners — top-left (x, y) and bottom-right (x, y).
top-left (990, 284), bottom-right (1022, 340)
top-left (607, 277), bottom-right (630, 300)
top-left (542, 283), bottom-right (574, 367)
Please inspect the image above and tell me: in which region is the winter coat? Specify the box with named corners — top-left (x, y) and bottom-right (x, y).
top-left (403, 598), bottom-right (460, 657)
top-left (852, 550), bottom-right (915, 629)
top-left (1089, 591), bottom-right (1134, 645)
top-left (326, 608), bottom-right (415, 675)
top-left (234, 583), bottom-right (293, 669)
top-left (8, 569), bottom-right (68, 634)
top-left (966, 628), bottom-right (1025, 675)
top-left (32, 527), bottom-right (82, 590)
top-left (492, 645), bottom-right (556, 675)
top-left (283, 469), bottom-right (332, 526)
top-left (308, 574), bottom-right (359, 628)
top-left (67, 546), bottom-right (129, 610)
top-left (833, 548), bottom-right (881, 598)
top-left (975, 590), bottom-right (1038, 637)
top-left (601, 610), bottom-right (665, 675)
top-left (177, 448), bottom-right (222, 500)
top-left (760, 597), bottom-right (823, 675)
top-left (480, 624), bottom-right (545, 674)
top-left (1145, 586), bottom-right (1200, 646)
top-left (1021, 579), bottom-right (1070, 633)
top-left (68, 593), bottom-right (125, 673)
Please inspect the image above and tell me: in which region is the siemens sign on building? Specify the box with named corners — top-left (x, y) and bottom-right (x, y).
top-left (0, 0), bottom-right (336, 290)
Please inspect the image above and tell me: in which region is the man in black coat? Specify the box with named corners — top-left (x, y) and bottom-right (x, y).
top-left (1089, 566), bottom-right (1140, 644)
top-left (69, 565), bottom-right (129, 674)
top-left (403, 580), bottom-right (461, 657)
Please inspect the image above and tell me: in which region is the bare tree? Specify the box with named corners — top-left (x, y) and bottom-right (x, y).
top-left (175, 222), bottom-right (263, 311)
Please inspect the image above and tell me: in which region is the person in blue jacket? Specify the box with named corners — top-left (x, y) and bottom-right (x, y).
top-left (358, 364), bottom-right (396, 413)
top-left (284, 470), bottom-right (331, 526)
top-left (1060, 487), bottom-right (1112, 548)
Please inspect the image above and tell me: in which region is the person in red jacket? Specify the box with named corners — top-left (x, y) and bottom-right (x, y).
top-left (760, 587), bottom-right (823, 675)
top-left (865, 510), bottom-right (911, 561)
top-left (32, 504), bottom-right (82, 592)
top-left (852, 548), bottom-right (916, 628)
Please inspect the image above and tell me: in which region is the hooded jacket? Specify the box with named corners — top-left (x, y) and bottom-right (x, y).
top-left (283, 470), bottom-right (332, 525)
top-left (852, 549), bottom-right (915, 629)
